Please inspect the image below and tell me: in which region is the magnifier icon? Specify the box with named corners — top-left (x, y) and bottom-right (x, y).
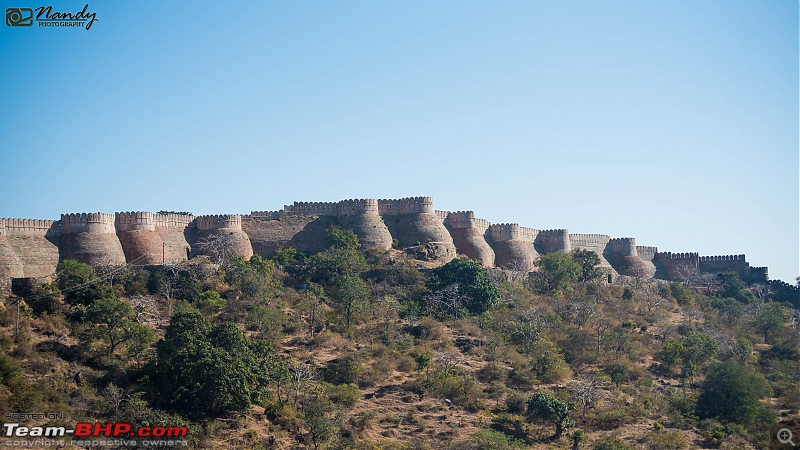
top-left (778, 428), bottom-right (796, 446)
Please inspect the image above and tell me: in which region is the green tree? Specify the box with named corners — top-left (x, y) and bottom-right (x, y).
top-left (572, 249), bottom-right (603, 283)
top-left (719, 271), bottom-right (749, 302)
top-left (150, 310), bottom-right (272, 418)
top-left (426, 258), bottom-right (500, 316)
top-left (56, 260), bottom-right (114, 306)
top-left (82, 296), bottom-right (156, 357)
top-left (527, 391), bottom-right (575, 439)
top-left (531, 253), bottom-right (581, 294)
top-left (333, 274), bottom-right (370, 327)
top-left (752, 301), bottom-right (789, 343)
top-left (696, 360), bottom-right (773, 425)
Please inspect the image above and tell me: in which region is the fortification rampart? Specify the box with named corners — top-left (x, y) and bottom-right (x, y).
top-left (605, 238), bottom-right (638, 257)
top-left (154, 213), bottom-right (195, 229)
top-left (116, 212), bottom-right (155, 232)
top-left (61, 213), bottom-right (116, 234)
top-left (489, 224), bottom-right (538, 243)
top-left (249, 211), bottom-right (284, 220)
top-left (59, 212), bottom-right (126, 266)
top-left (443, 211), bottom-right (491, 234)
top-left (0, 196), bottom-right (773, 284)
top-left (0, 219), bottom-right (59, 238)
top-left (195, 214), bottom-right (243, 231)
top-left (378, 197), bottom-right (435, 215)
top-left (535, 229), bottom-right (571, 254)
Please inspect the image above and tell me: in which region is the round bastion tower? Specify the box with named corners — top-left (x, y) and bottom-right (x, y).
top-left (336, 199), bottom-right (393, 251)
top-left (115, 212), bottom-right (164, 265)
top-left (194, 215), bottom-right (253, 260)
top-left (442, 211), bottom-right (495, 267)
top-left (378, 197), bottom-right (456, 263)
top-left (488, 223), bottom-right (538, 271)
top-left (59, 213), bottom-right (127, 267)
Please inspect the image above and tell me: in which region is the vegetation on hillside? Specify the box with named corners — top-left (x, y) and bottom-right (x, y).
top-left (1, 227), bottom-right (798, 449)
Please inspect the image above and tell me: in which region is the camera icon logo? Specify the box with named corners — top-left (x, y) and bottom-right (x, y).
top-left (6, 8), bottom-right (33, 26)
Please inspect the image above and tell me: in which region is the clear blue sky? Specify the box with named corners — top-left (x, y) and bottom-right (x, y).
top-left (1, 1), bottom-right (797, 282)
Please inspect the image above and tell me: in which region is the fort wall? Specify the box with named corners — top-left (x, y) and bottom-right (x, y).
top-left (604, 237), bottom-right (649, 277)
top-left (488, 224), bottom-right (538, 270)
top-left (378, 197), bottom-right (454, 261)
top-left (569, 234), bottom-right (613, 268)
top-left (654, 252), bottom-right (699, 280)
top-left (441, 212), bottom-right (495, 267)
top-left (115, 212), bottom-right (163, 264)
top-left (698, 254), bottom-right (750, 279)
top-left (637, 246), bottom-right (658, 277)
top-left (535, 229), bottom-right (571, 254)
top-left (194, 215), bottom-right (253, 259)
top-left (58, 213), bottom-right (126, 267)
top-left (0, 196), bottom-right (772, 284)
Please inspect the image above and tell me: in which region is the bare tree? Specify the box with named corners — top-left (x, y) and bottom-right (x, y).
top-left (592, 312), bottom-right (614, 355)
top-left (569, 374), bottom-right (610, 419)
top-left (434, 351), bottom-right (462, 377)
top-left (423, 282), bottom-right (467, 318)
top-left (195, 233), bottom-right (241, 265)
top-left (289, 360), bottom-right (317, 408)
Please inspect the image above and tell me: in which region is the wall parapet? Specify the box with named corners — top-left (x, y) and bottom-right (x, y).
top-left (0, 218), bottom-right (59, 237)
top-left (606, 237), bottom-right (638, 257)
top-left (569, 234), bottom-right (611, 247)
top-left (282, 198), bottom-right (380, 216)
top-left (489, 223), bottom-right (538, 242)
top-left (655, 252), bottom-right (699, 261)
top-left (61, 213), bottom-right (116, 234)
top-left (377, 196), bottom-right (435, 215)
top-left (249, 211), bottom-right (284, 220)
top-left (195, 214), bottom-right (242, 231)
top-left (636, 246), bottom-right (658, 261)
top-left (699, 254), bottom-right (745, 262)
top-left (154, 213), bottom-right (194, 229)
top-left (116, 212), bottom-right (155, 231)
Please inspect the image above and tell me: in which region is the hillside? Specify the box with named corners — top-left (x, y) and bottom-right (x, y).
top-left (1, 227), bottom-right (798, 449)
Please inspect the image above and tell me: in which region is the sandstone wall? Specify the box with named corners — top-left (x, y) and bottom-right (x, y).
top-left (441, 211), bottom-right (495, 267)
top-left (0, 219), bottom-right (60, 278)
top-left (194, 215), bottom-right (253, 259)
top-left (604, 238), bottom-right (649, 277)
top-left (488, 224), bottom-right (538, 270)
top-left (569, 234), bottom-right (613, 268)
top-left (637, 246), bottom-right (658, 277)
top-left (378, 197), bottom-right (455, 262)
top-left (242, 215), bottom-right (328, 257)
top-left (59, 213), bottom-right (126, 267)
top-left (535, 229), bottom-right (571, 254)
top-left (654, 252), bottom-right (699, 280)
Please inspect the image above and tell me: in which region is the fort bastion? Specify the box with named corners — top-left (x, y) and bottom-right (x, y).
top-left (0, 196), bottom-right (769, 291)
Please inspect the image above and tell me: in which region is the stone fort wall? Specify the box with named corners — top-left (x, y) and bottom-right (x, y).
top-left (0, 197), bottom-right (770, 285)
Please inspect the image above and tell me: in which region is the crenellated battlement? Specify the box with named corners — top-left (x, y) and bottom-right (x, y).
top-left (154, 213), bottom-right (194, 229)
top-left (337, 198), bottom-right (380, 216)
top-left (569, 234), bottom-right (611, 246)
top-left (195, 214), bottom-right (242, 231)
top-left (699, 254), bottom-right (745, 262)
top-left (282, 199), bottom-right (381, 217)
top-left (61, 213), bottom-right (116, 234)
top-left (0, 218), bottom-right (59, 237)
top-left (115, 211), bottom-right (155, 232)
top-left (377, 196), bottom-right (435, 215)
top-left (656, 252), bottom-right (699, 261)
top-left (249, 211), bottom-right (284, 220)
top-left (284, 201), bottom-right (341, 216)
top-left (489, 223), bottom-right (538, 243)
top-left (535, 229), bottom-right (570, 253)
top-left (605, 237), bottom-right (638, 257)
top-left (636, 246), bottom-right (658, 261)
top-left (434, 210), bottom-right (450, 222)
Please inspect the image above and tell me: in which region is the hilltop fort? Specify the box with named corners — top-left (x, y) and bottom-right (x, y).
top-left (0, 196), bottom-right (768, 291)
